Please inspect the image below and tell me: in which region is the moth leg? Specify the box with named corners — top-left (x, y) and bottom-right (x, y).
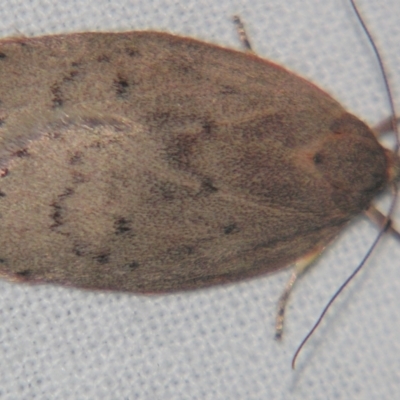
top-left (275, 246), bottom-right (324, 340)
top-left (365, 206), bottom-right (400, 241)
top-left (372, 116), bottom-right (400, 137)
top-left (232, 16), bottom-right (254, 53)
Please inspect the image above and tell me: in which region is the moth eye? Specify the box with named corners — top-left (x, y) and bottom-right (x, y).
top-left (313, 153), bottom-right (323, 164)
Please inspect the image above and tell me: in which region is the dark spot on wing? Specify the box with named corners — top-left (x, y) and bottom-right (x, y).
top-left (201, 120), bottom-right (215, 136)
top-left (97, 54), bottom-right (110, 62)
top-left (69, 151), bottom-right (84, 165)
top-left (13, 148), bottom-right (29, 158)
top-left (50, 203), bottom-right (63, 228)
top-left (71, 172), bottom-right (87, 184)
top-left (63, 69), bottom-right (79, 82)
top-left (73, 242), bottom-right (87, 257)
top-left (125, 260), bottom-right (140, 270)
top-left (219, 85), bottom-right (238, 95)
top-left (114, 74), bottom-right (129, 97)
top-left (50, 188), bottom-right (74, 228)
top-left (94, 253), bottom-right (110, 264)
top-left (164, 133), bottom-right (198, 168)
top-left (50, 69), bottom-right (80, 108)
top-left (223, 223), bottom-right (239, 235)
top-left (15, 269), bottom-right (32, 278)
top-left (51, 84), bottom-right (64, 108)
top-left (114, 217), bottom-right (132, 235)
top-left (150, 111), bottom-right (171, 127)
top-left (147, 176), bottom-right (193, 204)
top-left (178, 63), bottom-right (194, 75)
top-left (166, 245), bottom-right (195, 261)
top-left (313, 153), bottom-right (323, 164)
top-left (125, 47), bottom-right (140, 57)
top-left (199, 177), bottom-right (218, 195)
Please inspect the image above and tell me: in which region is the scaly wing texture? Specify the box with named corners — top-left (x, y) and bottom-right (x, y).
top-left (0, 32), bottom-right (389, 291)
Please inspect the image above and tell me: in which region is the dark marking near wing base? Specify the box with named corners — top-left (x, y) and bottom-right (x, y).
top-left (13, 149), bottom-right (29, 158)
top-left (125, 47), bottom-right (140, 57)
top-left (51, 84), bottom-right (64, 108)
top-left (223, 223), bottom-right (239, 235)
top-left (125, 260), bottom-right (140, 270)
top-left (73, 243), bottom-right (87, 257)
top-left (15, 269), bottom-right (32, 278)
top-left (97, 55), bottom-right (111, 63)
top-left (50, 203), bottom-right (63, 228)
top-left (50, 70), bottom-right (81, 108)
top-left (199, 178), bottom-right (218, 195)
top-left (50, 188), bottom-right (75, 228)
top-left (114, 74), bottom-right (130, 97)
top-left (94, 253), bottom-right (111, 264)
top-left (69, 151), bottom-right (84, 165)
top-left (313, 153), bottom-right (323, 164)
top-left (114, 217), bottom-right (132, 235)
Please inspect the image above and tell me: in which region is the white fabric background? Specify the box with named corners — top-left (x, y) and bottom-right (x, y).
top-left (0, 0), bottom-right (399, 399)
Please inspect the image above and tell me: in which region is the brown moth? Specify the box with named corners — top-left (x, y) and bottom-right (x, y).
top-left (0, 29), bottom-right (398, 301)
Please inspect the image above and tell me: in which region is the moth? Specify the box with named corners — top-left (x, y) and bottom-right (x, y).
top-left (0, 14), bottom-right (398, 344)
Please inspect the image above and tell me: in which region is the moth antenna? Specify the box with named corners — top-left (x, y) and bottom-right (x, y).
top-left (292, 0), bottom-right (399, 369)
top-left (349, 0), bottom-right (399, 148)
top-left (292, 227), bottom-right (388, 369)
